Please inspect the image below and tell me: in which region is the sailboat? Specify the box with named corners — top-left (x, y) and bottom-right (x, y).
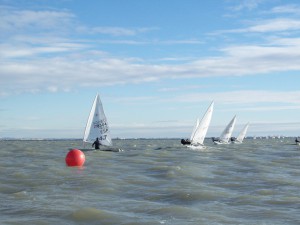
top-left (232, 123), bottom-right (249, 144)
top-left (213, 115), bottom-right (236, 145)
top-left (82, 94), bottom-right (121, 152)
top-left (181, 101), bottom-right (214, 149)
top-left (295, 137), bottom-right (300, 145)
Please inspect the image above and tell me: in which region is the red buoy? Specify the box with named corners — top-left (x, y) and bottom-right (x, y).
top-left (65, 149), bottom-right (85, 167)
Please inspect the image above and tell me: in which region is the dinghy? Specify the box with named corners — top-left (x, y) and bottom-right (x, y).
top-left (213, 115), bottom-right (236, 145)
top-left (181, 101), bottom-right (214, 150)
top-left (82, 94), bottom-right (121, 152)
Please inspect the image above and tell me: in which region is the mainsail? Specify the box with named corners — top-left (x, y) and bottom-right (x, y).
top-left (83, 94), bottom-right (112, 146)
top-left (219, 115), bottom-right (236, 143)
top-left (236, 123), bottom-right (249, 143)
top-left (190, 101), bottom-right (214, 146)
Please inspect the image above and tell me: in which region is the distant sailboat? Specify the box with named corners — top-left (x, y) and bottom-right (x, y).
top-left (295, 137), bottom-right (300, 146)
top-left (232, 123), bottom-right (249, 144)
top-left (213, 115), bottom-right (236, 145)
top-left (181, 101), bottom-right (214, 149)
top-left (82, 94), bottom-right (120, 152)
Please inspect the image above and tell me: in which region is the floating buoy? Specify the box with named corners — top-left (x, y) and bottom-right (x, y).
top-left (65, 149), bottom-right (85, 167)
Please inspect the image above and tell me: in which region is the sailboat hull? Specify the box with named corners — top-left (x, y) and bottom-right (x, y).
top-left (213, 141), bottom-right (230, 145)
top-left (186, 144), bottom-right (206, 150)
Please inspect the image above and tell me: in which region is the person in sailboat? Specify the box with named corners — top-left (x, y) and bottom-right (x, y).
top-left (230, 137), bottom-right (236, 142)
top-left (212, 137), bottom-right (220, 142)
top-left (92, 137), bottom-right (101, 149)
top-left (295, 137), bottom-right (300, 144)
top-left (181, 139), bottom-right (191, 145)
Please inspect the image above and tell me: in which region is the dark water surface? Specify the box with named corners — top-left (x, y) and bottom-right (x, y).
top-left (1, 138), bottom-right (300, 224)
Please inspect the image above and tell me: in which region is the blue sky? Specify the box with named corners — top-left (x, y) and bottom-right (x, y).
top-left (1, 0), bottom-right (300, 139)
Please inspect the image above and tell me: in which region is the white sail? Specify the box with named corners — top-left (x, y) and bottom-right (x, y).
top-left (219, 115), bottom-right (236, 143)
top-left (190, 101), bottom-right (214, 145)
top-left (190, 118), bottom-right (200, 141)
top-left (236, 123), bottom-right (249, 143)
top-left (83, 94), bottom-right (112, 146)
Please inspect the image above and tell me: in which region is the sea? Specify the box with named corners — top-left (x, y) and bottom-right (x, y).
top-left (0, 138), bottom-right (300, 225)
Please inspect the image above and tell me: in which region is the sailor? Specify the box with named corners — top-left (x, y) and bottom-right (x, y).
top-left (212, 137), bottom-right (219, 142)
top-left (181, 139), bottom-right (191, 145)
top-left (92, 137), bottom-right (101, 149)
top-left (295, 137), bottom-right (300, 144)
top-left (230, 137), bottom-right (236, 142)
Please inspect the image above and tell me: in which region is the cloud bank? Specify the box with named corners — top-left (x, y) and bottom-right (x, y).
top-left (1, 3), bottom-right (300, 102)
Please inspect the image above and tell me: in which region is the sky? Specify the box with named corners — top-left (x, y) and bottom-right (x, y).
top-left (1, 0), bottom-right (300, 139)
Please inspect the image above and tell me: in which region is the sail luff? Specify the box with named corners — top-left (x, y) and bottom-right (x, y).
top-left (83, 94), bottom-right (98, 143)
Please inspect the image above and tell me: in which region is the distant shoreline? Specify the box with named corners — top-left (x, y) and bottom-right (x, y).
top-left (0, 136), bottom-right (295, 141)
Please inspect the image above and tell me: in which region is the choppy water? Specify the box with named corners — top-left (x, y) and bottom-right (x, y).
top-left (1, 138), bottom-right (300, 225)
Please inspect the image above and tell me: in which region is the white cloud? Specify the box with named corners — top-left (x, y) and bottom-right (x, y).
top-left (246, 18), bottom-right (300, 33)
top-left (0, 7), bottom-right (74, 33)
top-left (230, 0), bottom-right (264, 11)
top-left (2, 4), bottom-right (300, 96)
top-left (0, 6), bottom-right (156, 39)
top-left (175, 90), bottom-right (300, 105)
top-left (215, 18), bottom-right (300, 34)
top-left (270, 4), bottom-right (300, 14)
top-left (91, 27), bottom-right (138, 36)
top-left (2, 40), bottom-right (300, 94)
top-left (93, 39), bottom-right (203, 46)
top-left (0, 42), bottom-right (87, 58)
top-left (270, 37), bottom-right (300, 46)
top-left (158, 85), bottom-right (210, 92)
top-left (76, 26), bottom-right (158, 36)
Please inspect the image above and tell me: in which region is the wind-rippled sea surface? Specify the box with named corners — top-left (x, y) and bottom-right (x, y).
top-left (1, 138), bottom-right (300, 225)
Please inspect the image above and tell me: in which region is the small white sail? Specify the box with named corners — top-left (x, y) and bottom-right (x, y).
top-left (83, 94), bottom-right (112, 146)
top-left (190, 101), bottom-right (214, 146)
top-left (235, 123), bottom-right (249, 143)
top-left (218, 115), bottom-right (236, 144)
